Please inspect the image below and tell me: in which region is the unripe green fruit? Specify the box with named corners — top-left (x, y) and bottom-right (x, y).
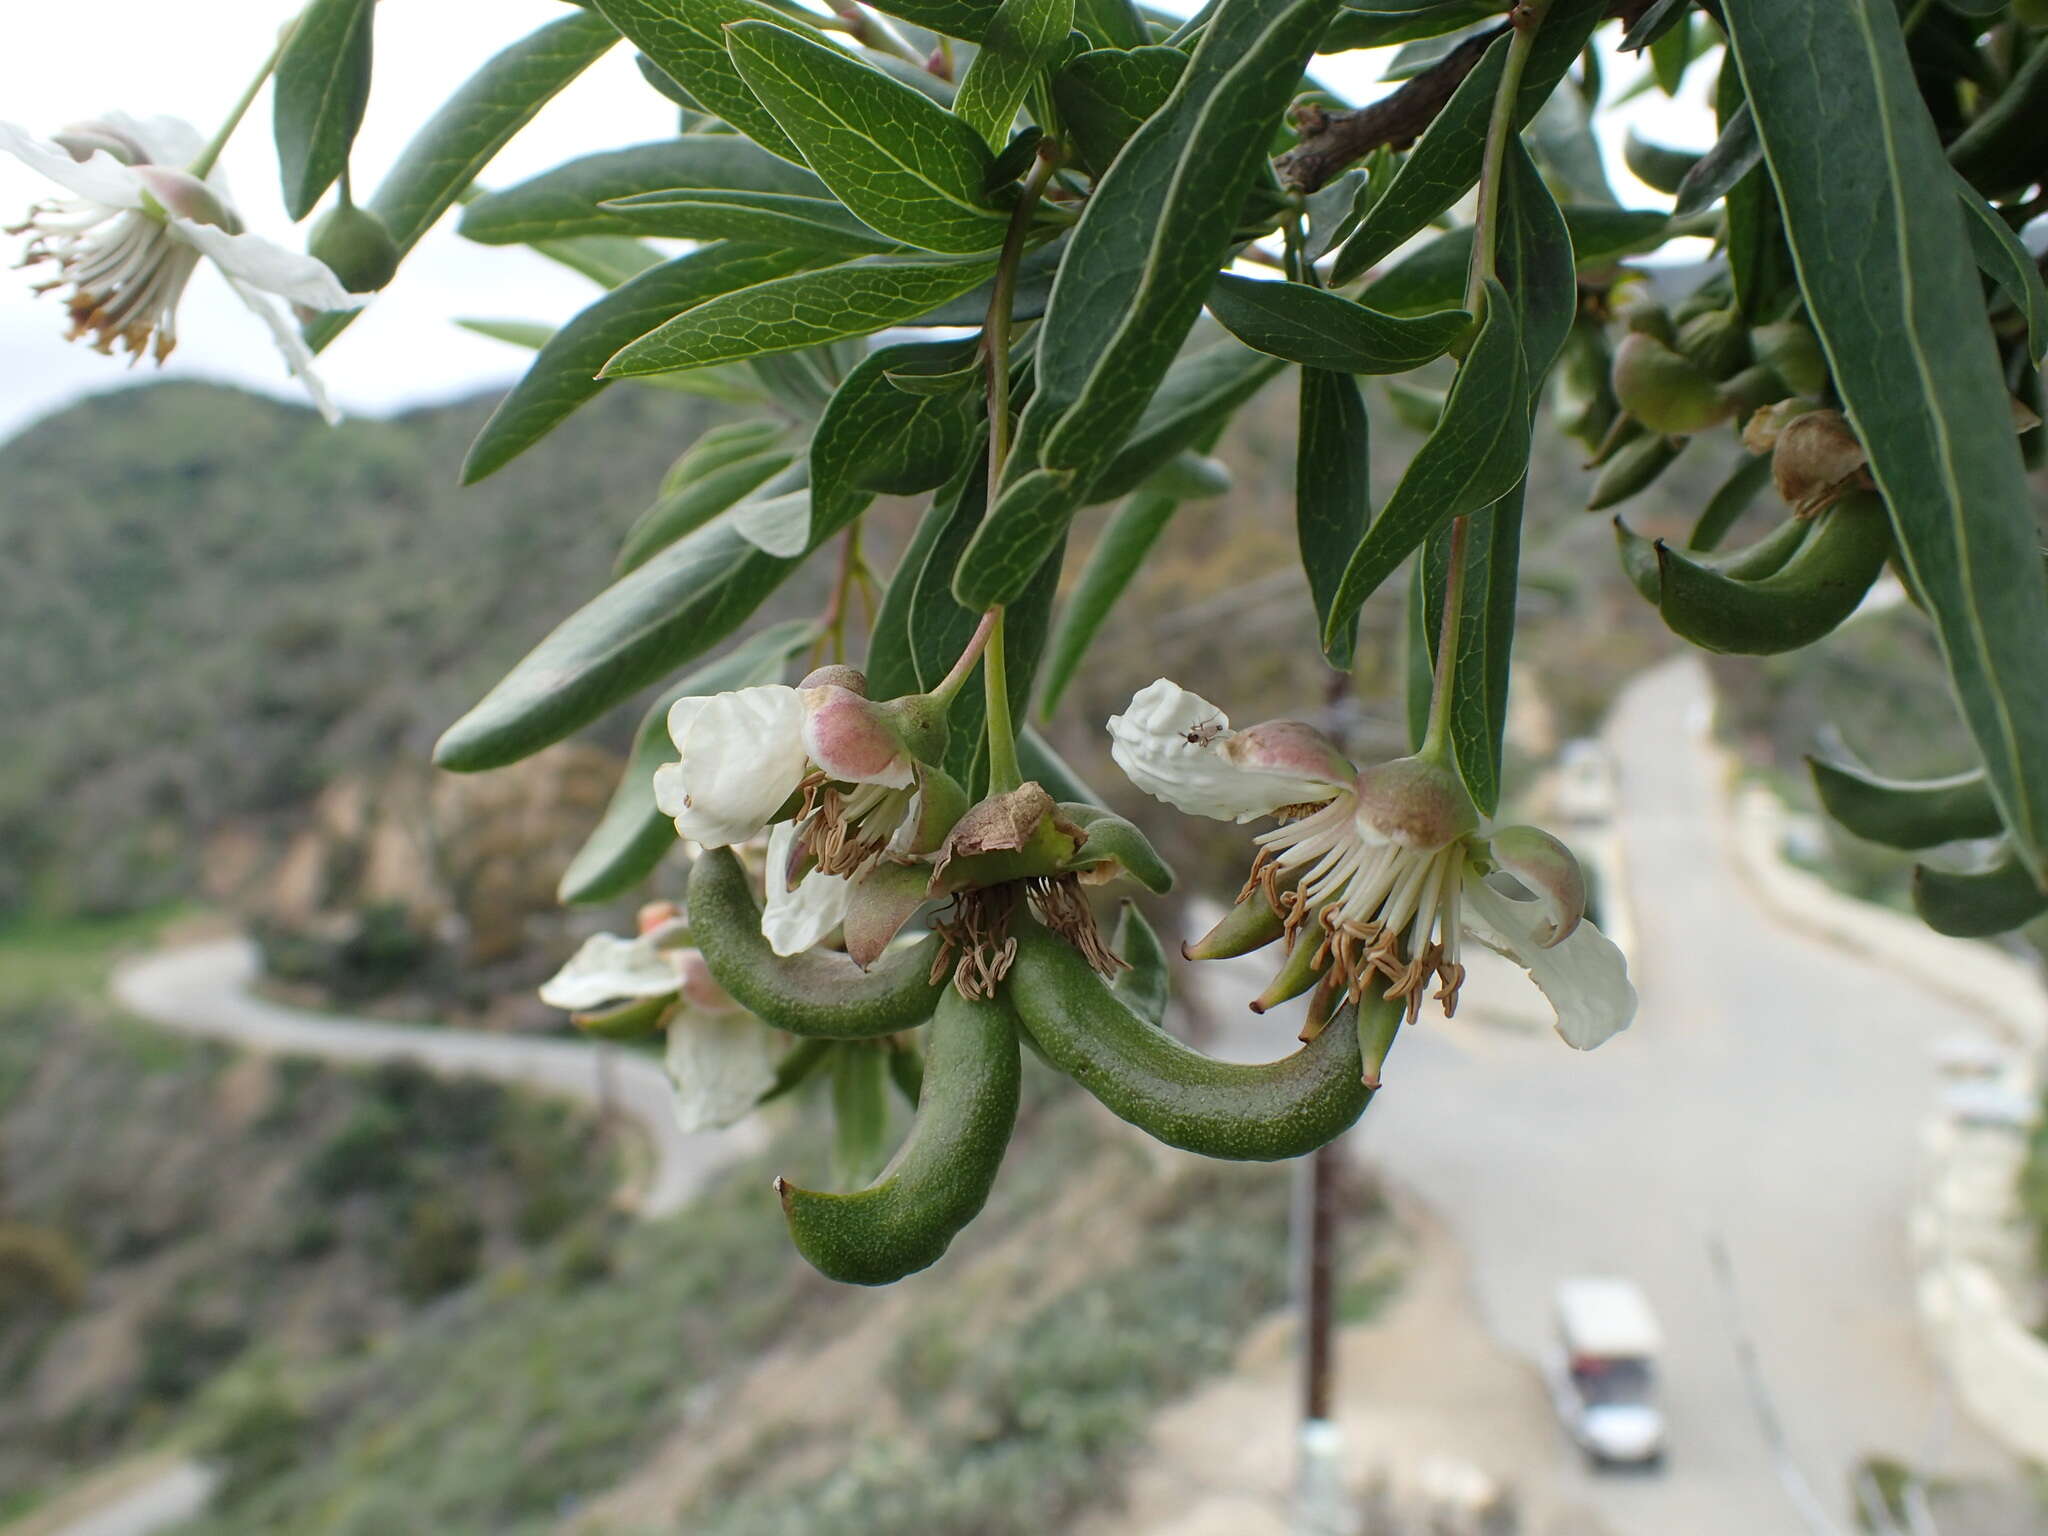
top-left (308, 202), bottom-right (400, 293)
top-left (1611, 332), bottom-right (1729, 435)
top-left (1618, 297), bottom-right (1677, 347)
top-left (1676, 307), bottom-right (1750, 379)
top-left (1751, 319), bottom-right (1827, 397)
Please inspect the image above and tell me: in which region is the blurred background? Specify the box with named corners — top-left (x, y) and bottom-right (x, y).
top-left (4, 5), bottom-right (2047, 1536)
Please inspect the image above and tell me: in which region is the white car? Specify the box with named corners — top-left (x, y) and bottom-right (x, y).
top-left (1545, 1277), bottom-right (1668, 1469)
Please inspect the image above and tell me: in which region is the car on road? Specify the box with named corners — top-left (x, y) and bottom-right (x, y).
top-left (1545, 1276), bottom-right (1668, 1469)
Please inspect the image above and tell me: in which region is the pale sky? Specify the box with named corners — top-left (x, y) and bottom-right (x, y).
top-left (0, 2), bottom-right (1712, 445)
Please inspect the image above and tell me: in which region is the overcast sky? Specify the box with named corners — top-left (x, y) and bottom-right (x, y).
top-left (0, 2), bottom-right (1713, 446)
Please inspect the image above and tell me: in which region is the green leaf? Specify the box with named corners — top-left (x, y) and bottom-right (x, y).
top-left (617, 450), bottom-right (797, 573)
top-left (1321, 277), bottom-right (1528, 648)
top-left (866, 457), bottom-right (989, 701)
top-left (862, 0), bottom-right (1005, 41)
top-left (954, 0), bottom-right (1342, 609)
top-left (1726, 0), bottom-right (2048, 884)
top-left (1038, 489), bottom-right (1180, 715)
top-left (529, 234), bottom-right (665, 288)
top-left (811, 337), bottom-right (983, 532)
top-left (1321, 1), bottom-right (1502, 53)
top-left (460, 136), bottom-right (826, 245)
top-left (1109, 902), bottom-right (1171, 1028)
top-left (1495, 135), bottom-right (1575, 387)
top-left (273, 0), bottom-right (375, 221)
top-left (1623, 128), bottom-right (1699, 195)
top-left (1618, 0), bottom-right (1690, 51)
top-left (602, 255), bottom-right (999, 377)
top-left (599, 188), bottom-right (901, 254)
top-left (1073, 0), bottom-right (1148, 49)
top-left (586, 0), bottom-right (828, 164)
top-left (456, 319), bottom-right (765, 400)
top-left (1330, 0), bottom-right (1605, 283)
top-left (1671, 102), bottom-right (1760, 217)
top-left (956, 0), bottom-right (1075, 146)
top-left (1420, 485), bottom-right (1522, 816)
top-left (1912, 847), bottom-right (2048, 937)
top-left (306, 11), bottom-right (620, 353)
top-left (1956, 175), bottom-right (2048, 366)
top-left (1086, 341), bottom-right (1281, 503)
top-left (462, 242), bottom-right (815, 484)
top-left (1051, 46), bottom-right (1187, 177)
top-left (1297, 368), bottom-right (1372, 667)
top-left (1647, 10), bottom-right (1694, 95)
top-left (1356, 206), bottom-right (1667, 315)
top-left (1205, 275), bottom-right (1468, 373)
top-left (727, 20), bottom-right (1009, 254)
top-left (1062, 804), bottom-right (1174, 893)
top-left (558, 619), bottom-right (813, 903)
top-left (1807, 757), bottom-right (2003, 852)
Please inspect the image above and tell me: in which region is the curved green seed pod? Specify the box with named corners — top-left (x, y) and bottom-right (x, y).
top-left (1652, 492), bottom-right (1892, 655)
top-left (1911, 848), bottom-right (2048, 937)
top-left (688, 847), bottom-right (945, 1038)
top-left (1007, 923), bottom-right (1376, 1163)
top-left (1807, 757), bottom-right (2004, 850)
top-left (1110, 901), bottom-right (1170, 1028)
top-left (777, 986), bottom-right (1021, 1285)
top-left (1586, 430), bottom-right (1683, 511)
top-left (1615, 512), bottom-right (1810, 604)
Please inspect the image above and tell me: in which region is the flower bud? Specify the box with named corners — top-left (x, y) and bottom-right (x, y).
top-left (1771, 408), bottom-right (1867, 514)
top-left (798, 664), bottom-right (867, 695)
top-left (635, 899), bottom-right (683, 936)
top-left (134, 166), bottom-right (238, 231)
top-left (1741, 397), bottom-right (1817, 456)
top-left (1485, 826), bottom-right (1586, 947)
top-left (1610, 332), bottom-right (1728, 436)
top-left (1676, 307), bottom-right (1750, 379)
top-left (799, 685), bottom-right (913, 786)
top-left (1751, 319), bottom-right (1827, 397)
top-left (307, 201), bottom-right (401, 293)
top-left (1617, 296), bottom-right (1676, 347)
top-left (1222, 720), bottom-right (1353, 794)
top-left (1352, 754), bottom-right (1479, 851)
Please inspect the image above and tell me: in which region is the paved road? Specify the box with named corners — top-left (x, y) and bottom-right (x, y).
top-left (1203, 657), bottom-right (2015, 1535)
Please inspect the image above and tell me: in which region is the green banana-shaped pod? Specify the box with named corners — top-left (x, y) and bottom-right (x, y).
top-left (1109, 901), bottom-right (1171, 1028)
top-left (1007, 922), bottom-right (1377, 1162)
top-left (1911, 847), bottom-right (2048, 937)
top-left (1806, 757), bottom-right (2004, 851)
top-left (688, 847), bottom-right (945, 1038)
top-left (1614, 513), bottom-right (1812, 605)
top-left (1586, 431), bottom-right (1683, 512)
top-left (1653, 491), bottom-right (1893, 655)
top-left (777, 984), bottom-right (1021, 1285)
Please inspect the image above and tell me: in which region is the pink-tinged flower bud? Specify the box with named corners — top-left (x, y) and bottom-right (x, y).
top-left (1351, 754), bottom-right (1479, 851)
top-left (673, 950), bottom-right (738, 1013)
top-left (798, 664), bottom-right (868, 696)
top-left (1222, 720), bottom-right (1354, 792)
top-left (133, 166), bottom-right (238, 231)
top-left (799, 685), bottom-right (914, 788)
top-left (1484, 825), bottom-right (1586, 948)
top-left (635, 900), bottom-right (683, 936)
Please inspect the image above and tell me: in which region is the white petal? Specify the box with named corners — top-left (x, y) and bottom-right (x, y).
top-left (656, 686), bottom-right (810, 847)
top-left (214, 271), bottom-right (344, 424)
top-left (664, 1010), bottom-right (780, 1133)
top-left (1107, 679), bottom-right (1347, 823)
top-left (0, 120), bottom-right (144, 207)
top-left (538, 931), bottom-right (680, 1012)
top-left (174, 219), bottom-right (363, 311)
top-left (762, 824), bottom-right (854, 955)
top-left (1462, 875), bottom-right (1637, 1050)
top-left (99, 111), bottom-right (206, 169)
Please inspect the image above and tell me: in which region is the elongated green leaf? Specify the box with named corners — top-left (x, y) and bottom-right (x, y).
top-left (306, 12), bottom-right (619, 352)
top-left (558, 618), bottom-right (813, 903)
top-left (1322, 277), bottom-right (1527, 648)
top-left (462, 243), bottom-right (814, 484)
top-left (866, 457), bottom-right (988, 701)
top-left (1074, 0), bottom-right (1148, 48)
top-left (1956, 176), bottom-right (2048, 366)
top-left (1357, 206), bottom-right (1666, 315)
top-left (1726, 0), bottom-right (2048, 883)
top-left (617, 450), bottom-right (796, 573)
top-left (954, 0), bottom-right (1341, 609)
top-left (1298, 368), bottom-right (1372, 667)
top-left (602, 255), bottom-right (999, 376)
top-left (1912, 848), bottom-right (2048, 937)
top-left (1205, 275), bottom-right (1468, 373)
top-left (1671, 102), bottom-right (1760, 217)
top-left (274, 0), bottom-right (374, 220)
top-left (1619, 0), bottom-right (1689, 51)
top-left (1330, 0), bottom-right (1604, 283)
top-left (1496, 135), bottom-right (1575, 388)
top-left (1321, 0), bottom-right (1502, 53)
top-left (957, 0), bottom-right (1075, 146)
top-left (812, 337), bottom-right (983, 532)
top-left (599, 189), bottom-right (900, 254)
top-left (1038, 489), bottom-right (1180, 715)
top-left (460, 137), bottom-right (825, 245)
top-left (1808, 757), bottom-right (2003, 851)
top-left (1623, 129), bottom-right (1699, 196)
top-left (457, 319), bottom-right (765, 400)
top-left (588, 0), bottom-right (826, 164)
top-left (863, 0), bottom-right (1004, 41)
top-left (727, 21), bottom-right (1008, 254)
top-left (1051, 46), bottom-right (1187, 176)
top-left (530, 234), bottom-right (665, 288)
top-left (1087, 341), bottom-right (1281, 503)
top-left (1420, 484), bottom-right (1522, 815)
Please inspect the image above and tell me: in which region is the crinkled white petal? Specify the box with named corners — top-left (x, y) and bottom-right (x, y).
top-left (538, 931), bottom-right (680, 1012)
top-left (653, 685), bottom-right (809, 848)
top-left (761, 823), bottom-right (853, 955)
top-left (0, 120), bottom-right (144, 207)
top-left (1462, 875), bottom-right (1637, 1050)
top-left (215, 270), bottom-right (343, 424)
top-left (1107, 678), bottom-right (1344, 823)
top-left (664, 1009), bottom-right (780, 1133)
top-left (175, 218), bottom-right (363, 312)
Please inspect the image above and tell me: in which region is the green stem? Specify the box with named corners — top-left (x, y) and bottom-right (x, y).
top-left (983, 610), bottom-right (1022, 792)
top-left (1418, 515), bottom-right (1469, 761)
top-left (1461, 0), bottom-right (1551, 315)
top-left (931, 609), bottom-right (999, 704)
top-left (190, 22), bottom-right (295, 179)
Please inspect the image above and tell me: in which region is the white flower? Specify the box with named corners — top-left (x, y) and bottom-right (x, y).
top-left (651, 678), bottom-right (917, 851)
top-left (2, 112), bottom-right (363, 422)
top-left (663, 999), bottom-right (780, 1134)
top-left (1111, 680), bottom-right (1637, 1050)
top-left (538, 929), bottom-right (687, 1012)
top-left (761, 821), bottom-right (854, 957)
